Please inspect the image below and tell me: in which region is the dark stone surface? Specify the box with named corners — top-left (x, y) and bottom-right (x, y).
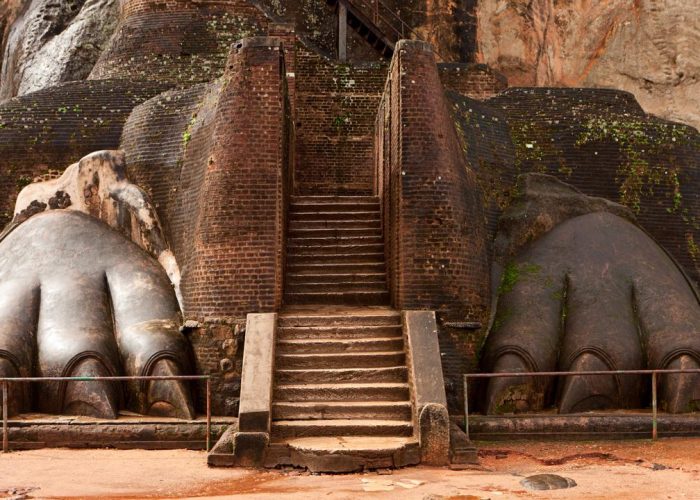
top-left (0, 210), bottom-right (194, 419)
top-left (482, 178), bottom-right (700, 414)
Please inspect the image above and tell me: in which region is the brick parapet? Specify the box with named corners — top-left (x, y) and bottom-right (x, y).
top-left (375, 40), bottom-right (490, 323)
top-left (122, 38), bottom-right (290, 319)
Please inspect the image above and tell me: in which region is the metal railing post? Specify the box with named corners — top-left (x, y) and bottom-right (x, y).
top-left (652, 371), bottom-right (658, 440)
top-left (206, 377), bottom-right (212, 452)
top-left (2, 381), bottom-right (8, 453)
top-left (463, 374), bottom-right (470, 441)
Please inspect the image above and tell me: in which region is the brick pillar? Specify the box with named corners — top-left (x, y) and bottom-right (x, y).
top-left (377, 40), bottom-right (490, 323)
top-left (184, 37), bottom-right (288, 318)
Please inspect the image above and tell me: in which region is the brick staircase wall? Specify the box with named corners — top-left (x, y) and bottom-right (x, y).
top-left (375, 40), bottom-right (490, 323)
top-left (293, 43), bottom-right (388, 195)
top-left (122, 38), bottom-right (291, 320)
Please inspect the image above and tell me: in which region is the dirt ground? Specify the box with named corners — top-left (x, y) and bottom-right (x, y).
top-left (1, 439), bottom-right (699, 499)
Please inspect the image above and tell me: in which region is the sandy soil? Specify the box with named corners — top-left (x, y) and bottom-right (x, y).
top-left (1, 439), bottom-right (699, 499)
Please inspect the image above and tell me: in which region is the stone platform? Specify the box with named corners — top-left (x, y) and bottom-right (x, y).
top-left (464, 412), bottom-right (700, 441)
top-left (5, 413), bottom-right (235, 451)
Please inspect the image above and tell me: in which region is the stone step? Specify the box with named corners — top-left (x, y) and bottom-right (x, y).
top-left (288, 236), bottom-right (384, 247)
top-left (290, 211), bottom-right (379, 222)
top-left (278, 311), bottom-right (400, 328)
top-left (285, 262), bottom-right (386, 274)
top-left (287, 243), bottom-right (385, 256)
top-left (287, 253), bottom-right (385, 264)
top-left (276, 351), bottom-right (405, 369)
top-left (274, 383), bottom-right (410, 402)
top-left (286, 272), bottom-right (386, 285)
top-left (284, 290), bottom-right (390, 305)
top-left (290, 196), bottom-right (379, 205)
top-left (288, 219), bottom-right (381, 230)
top-left (288, 228), bottom-right (382, 238)
top-left (272, 401), bottom-right (412, 421)
top-left (272, 419), bottom-right (413, 438)
top-left (265, 437), bottom-right (420, 472)
top-left (277, 324), bottom-right (402, 340)
top-left (277, 337), bottom-right (403, 354)
top-left (275, 366), bottom-right (407, 384)
top-left (285, 282), bottom-right (388, 294)
top-left (290, 202), bottom-right (380, 213)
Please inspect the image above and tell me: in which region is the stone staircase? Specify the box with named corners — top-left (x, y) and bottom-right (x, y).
top-left (285, 196), bottom-right (390, 306)
top-left (266, 306), bottom-right (420, 470)
top-left (264, 195), bottom-right (419, 470)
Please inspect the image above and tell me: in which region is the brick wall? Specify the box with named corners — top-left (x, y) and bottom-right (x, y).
top-left (294, 43), bottom-right (388, 194)
top-left (90, 0), bottom-right (269, 87)
top-left (375, 40), bottom-right (490, 323)
top-left (446, 88), bottom-right (700, 284)
top-left (0, 79), bottom-right (170, 229)
top-left (438, 63), bottom-right (507, 100)
top-left (122, 38), bottom-right (290, 320)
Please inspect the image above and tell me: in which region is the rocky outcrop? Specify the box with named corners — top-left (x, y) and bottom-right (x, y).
top-left (0, 0), bottom-right (118, 101)
top-left (476, 0), bottom-right (700, 130)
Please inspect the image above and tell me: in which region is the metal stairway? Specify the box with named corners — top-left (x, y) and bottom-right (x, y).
top-left (326, 0), bottom-right (418, 58)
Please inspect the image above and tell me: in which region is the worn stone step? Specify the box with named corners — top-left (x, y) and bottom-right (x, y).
top-left (288, 228), bottom-right (382, 238)
top-left (278, 311), bottom-right (400, 328)
top-left (286, 262), bottom-right (386, 274)
top-left (277, 337), bottom-right (403, 354)
top-left (286, 282), bottom-right (388, 293)
top-left (287, 243), bottom-right (385, 256)
top-left (274, 383), bottom-right (410, 403)
top-left (290, 196), bottom-right (379, 204)
top-left (288, 219), bottom-right (381, 230)
top-left (284, 290), bottom-right (390, 305)
top-left (272, 401), bottom-right (412, 420)
top-left (290, 202), bottom-right (380, 213)
top-left (287, 253), bottom-right (385, 264)
top-left (288, 236), bottom-right (384, 247)
top-left (275, 366), bottom-right (407, 384)
top-left (286, 272), bottom-right (386, 285)
top-left (277, 324), bottom-right (401, 340)
top-left (272, 419), bottom-right (413, 438)
top-left (276, 351), bottom-right (405, 369)
top-left (290, 211), bottom-right (379, 222)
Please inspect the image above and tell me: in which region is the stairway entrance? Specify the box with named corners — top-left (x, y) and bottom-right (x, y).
top-left (266, 196), bottom-right (419, 470)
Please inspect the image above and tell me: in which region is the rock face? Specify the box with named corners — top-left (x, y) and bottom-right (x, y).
top-left (0, 0), bottom-right (118, 101)
top-left (476, 0), bottom-right (700, 130)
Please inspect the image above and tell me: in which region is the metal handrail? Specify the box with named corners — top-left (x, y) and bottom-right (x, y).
top-left (463, 369), bottom-right (700, 442)
top-left (1, 375), bottom-right (212, 453)
top-left (345, 0), bottom-right (421, 42)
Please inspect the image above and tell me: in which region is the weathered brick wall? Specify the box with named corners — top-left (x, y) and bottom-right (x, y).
top-left (122, 38), bottom-right (290, 320)
top-left (438, 63), bottom-right (507, 99)
top-left (375, 40), bottom-right (490, 323)
top-left (0, 79), bottom-right (170, 229)
top-left (90, 0), bottom-right (269, 86)
top-left (447, 88), bottom-right (700, 284)
top-left (294, 43), bottom-right (388, 194)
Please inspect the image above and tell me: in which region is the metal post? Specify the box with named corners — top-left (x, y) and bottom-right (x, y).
top-left (206, 377), bottom-right (211, 452)
top-left (652, 371), bottom-right (658, 440)
top-left (463, 375), bottom-right (470, 441)
top-left (2, 381), bottom-right (8, 453)
top-left (338, 2), bottom-right (348, 62)
top-left (374, 0), bottom-right (379, 24)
